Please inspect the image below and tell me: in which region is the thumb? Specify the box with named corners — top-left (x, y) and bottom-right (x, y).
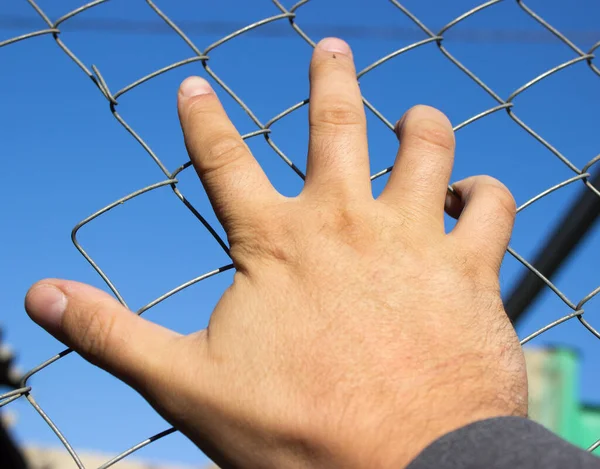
top-left (25, 279), bottom-right (183, 391)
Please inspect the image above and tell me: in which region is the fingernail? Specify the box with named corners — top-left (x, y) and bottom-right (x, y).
top-left (180, 76), bottom-right (213, 98)
top-left (25, 284), bottom-right (67, 330)
top-left (318, 37), bottom-right (352, 56)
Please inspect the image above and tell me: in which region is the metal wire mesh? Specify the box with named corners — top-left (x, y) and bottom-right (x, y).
top-left (1, 0), bottom-right (599, 467)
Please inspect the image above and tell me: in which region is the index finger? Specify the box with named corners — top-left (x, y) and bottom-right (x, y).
top-left (178, 77), bottom-right (278, 231)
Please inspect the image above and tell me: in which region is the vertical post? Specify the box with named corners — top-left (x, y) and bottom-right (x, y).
top-left (505, 172), bottom-right (600, 323)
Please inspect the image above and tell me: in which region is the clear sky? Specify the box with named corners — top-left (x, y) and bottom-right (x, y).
top-left (1, 0), bottom-right (599, 467)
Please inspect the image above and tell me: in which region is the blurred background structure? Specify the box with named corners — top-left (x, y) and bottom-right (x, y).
top-left (527, 347), bottom-right (600, 449)
top-left (22, 447), bottom-right (212, 469)
top-left (1, 326), bottom-right (27, 469)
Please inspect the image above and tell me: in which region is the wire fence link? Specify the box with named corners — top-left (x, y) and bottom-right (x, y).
top-left (1, 0), bottom-right (599, 467)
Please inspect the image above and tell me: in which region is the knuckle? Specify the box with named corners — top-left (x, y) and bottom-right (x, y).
top-left (318, 204), bottom-right (375, 254)
top-left (311, 53), bottom-right (355, 77)
top-left (185, 92), bottom-right (219, 118)
top-left (229, 206), bottom-right (299, 266)
top-left (451, 245), bottom-right (500, 291)
top-left (400, 105), bottom-right (455, 152)
top-left (478, 176), bottom-right (516, 218)
top-left (77, 302), bottom-right (117, 359)
top-left (203, 135), bottom-right (247, 174)
top-left (312, 100), bottom-right (365, 130)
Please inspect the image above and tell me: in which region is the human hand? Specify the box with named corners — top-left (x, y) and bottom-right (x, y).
top-left (25, 38), bottom-right (527, 469)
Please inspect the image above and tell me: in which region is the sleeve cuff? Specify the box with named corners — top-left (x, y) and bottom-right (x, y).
top-left (406, 416), bottom-right (598, 469)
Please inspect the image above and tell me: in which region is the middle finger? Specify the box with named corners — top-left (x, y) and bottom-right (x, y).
top-left (304, 38), bottom-right (370, 199)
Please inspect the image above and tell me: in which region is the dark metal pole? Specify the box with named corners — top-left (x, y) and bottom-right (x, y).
top-left (505, 171), bottom-right (600, 323)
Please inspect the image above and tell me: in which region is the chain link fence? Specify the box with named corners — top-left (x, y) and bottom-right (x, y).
top-left (1, 0), bottom-right (599, 467)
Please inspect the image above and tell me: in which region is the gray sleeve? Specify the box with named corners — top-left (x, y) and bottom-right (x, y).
top-left (406, 416), bottom-right (600, 469)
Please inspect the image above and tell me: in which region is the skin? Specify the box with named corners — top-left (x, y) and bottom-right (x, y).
top-left (24, 38), bottom-right (527, 469)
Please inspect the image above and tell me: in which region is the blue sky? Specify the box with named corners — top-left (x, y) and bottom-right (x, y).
top-left (1, 0), bottom-right (599, 466)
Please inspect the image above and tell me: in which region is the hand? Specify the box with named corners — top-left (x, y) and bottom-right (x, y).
top-left (25, 38), bottom-right (527, 469)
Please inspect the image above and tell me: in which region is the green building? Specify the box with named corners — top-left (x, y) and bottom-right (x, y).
top-left (526, 347), bottom-right (600, 451)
